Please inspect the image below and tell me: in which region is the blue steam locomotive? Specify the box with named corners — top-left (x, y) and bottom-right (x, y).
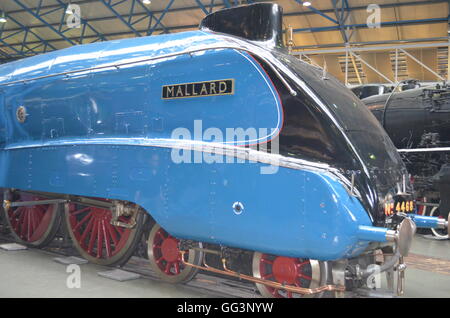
top-left (0, 3), bottom-right (446, 297)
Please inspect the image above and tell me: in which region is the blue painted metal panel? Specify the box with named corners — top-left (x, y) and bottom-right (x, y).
top-left (0, 93), bottom-right (5, 146)
top-left (3, 48), bottom-right (280, 146)
top-left (50, 41), bottom-right (113, 74)
top-left (10, 52), bottom-right (58, 80)
top-left (0, 31), bottom-right (219, 83)
top-left (0, 143), bottom-right (372, 260)
top-left (95, 31), bottom-right (216, 67)
top-left (410, 214), bottom-right (440, 229)
top-left (357, 225), bottom-right (388, 242)
top-left (0, 60), bottom-right (20, 82)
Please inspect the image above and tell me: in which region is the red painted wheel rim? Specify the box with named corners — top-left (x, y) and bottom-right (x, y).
top-left (7, 194), bottom-right (54, 243)
top-left (68, 203), bottom-right (132, 259)
top-left (259, 254), bottom-right (313, 298)
top-left (151, 228), bottom-right (186, 276)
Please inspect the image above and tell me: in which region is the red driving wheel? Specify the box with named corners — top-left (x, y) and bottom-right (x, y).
top-left (3, 191), bottom-right (61, 247)
top-left (252, 252), bottom-right (323, 298)
top-left (65, 201), bottom-right (146, 266)
top-left (147, 223), bottom-right (203, 283)
top-left (151, 228), bottom-right (184, 275)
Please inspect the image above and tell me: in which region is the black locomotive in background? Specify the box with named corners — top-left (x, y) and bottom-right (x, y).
top-left (362, 83), bottom-right (450, 237)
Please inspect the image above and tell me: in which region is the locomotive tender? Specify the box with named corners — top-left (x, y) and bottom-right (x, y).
top-left (0, 3), bottom-right (447, 297)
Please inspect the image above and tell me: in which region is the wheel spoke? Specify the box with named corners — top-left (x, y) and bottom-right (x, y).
top-left (173, 261), bottom-right (180, 275)
top-left (26, 211), bottom-right (32, 241)
top-left (97, 219), bottom-right (103, 258)
top-left (12, 207), bottom-right (23, 219)
top-left (11, 213), bottom-right (20, 231)
top-left (298, 273), bottom-right (312, 280)
top-left (262, 273), bottom-right (274, 280)
top-left (71, 206), bottom-right (92, 216)
top-left (153, 242), bottom-right (161, 249)
top-left (255, 254), bottom-right (319, 299)
top-left (30, 210), bottom-right (37, 233)
top-left (297, 261), bottom-right (309, 267)
top-left (261, 258), bottom-right (273, 265)
top-left (155, 230), bottom-right (166, 240)
top-left (87, 219), bottom-right (99, 254)
top-left (115, 225), bottom-right (124, 235)
top-left (18, 210), bottom-right (26, 237)
top-left (106, 222), bottom-right (119, 246)
top-left (29, 210), bottom-right (36, 239)
top-left (102, 220), bottom-right (112, 258)
top-left (164, 262), bottom-right (172, 274)
top-left (35, 209), bottom-right (45, 224)
top-left (4, 193), bottom-right (59, 246)
top-left (73, 211), bottom-right (93, 232)
top-left (79, 216), bottom-right (95, 244)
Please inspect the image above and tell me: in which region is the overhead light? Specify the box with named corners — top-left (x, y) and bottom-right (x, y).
top-left (143, 0), bottom-right (151, 4)
top-left (0, 12), bottom-right (7, 23)
top-left (303, 1), bottom-right (312, 6)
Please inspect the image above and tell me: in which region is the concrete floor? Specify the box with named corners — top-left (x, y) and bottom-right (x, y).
top-left (0, 235), bottom-right (449, 298)
top-left (403, 235), bottom-right (450, 297)
top-left (0, 248), bottom-right (211, 298)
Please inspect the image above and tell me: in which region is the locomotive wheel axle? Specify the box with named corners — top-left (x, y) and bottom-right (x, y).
top-left (3, 199), bottom-right (67, 210)
top-left (179, 251), bottom-right (345, 296)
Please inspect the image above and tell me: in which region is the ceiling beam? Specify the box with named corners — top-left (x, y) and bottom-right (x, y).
top-left (99, 0), bottom-right (142, 37)
top-left (294, 37), bottom-right (449, 50)
top-left (2, 0), bottom-right (226, 17)
top-left (293, 17), bottom-right (448, 33)
top-left (195, 0), bottom-right (210, 15)
top-left (293, 41), bottom-right (449, 55)
top-left (2, 0), bottom-right (446, 35)
top-left (0, 24), bottom-right (199, 51)
top-left (0, 0), bottom-right (448, 59)
top-left (1, 0), bottom-right (446, 19)
top-left (1, 14), bottom-right (448, 51)
top-left (12, 0), bottom-right (77, 46)
top-left (147, 0), bottom-right (175, 35)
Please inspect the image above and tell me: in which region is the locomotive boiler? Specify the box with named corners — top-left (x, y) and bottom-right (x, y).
top-left (363, 84), bottom-right (450, 238)
top-left (0, 3), bottom-right (446, 298)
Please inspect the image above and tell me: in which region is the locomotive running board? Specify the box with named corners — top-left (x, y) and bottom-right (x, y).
top-left (180, 251), bottom-right (345, 295)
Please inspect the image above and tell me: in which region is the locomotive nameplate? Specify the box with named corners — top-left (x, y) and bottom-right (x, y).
top-left (162, 79), bottom-right (234, 100)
